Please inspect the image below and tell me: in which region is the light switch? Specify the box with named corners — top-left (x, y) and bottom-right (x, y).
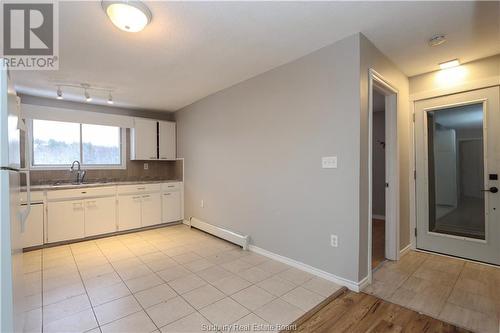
top-left (322, 156), bottom-right (337, 169)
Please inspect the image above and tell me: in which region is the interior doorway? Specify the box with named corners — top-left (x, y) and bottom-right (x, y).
top-left (368, 69), bottom-right (399, 281)
top-left (371, 89), bottom-right (386, 269)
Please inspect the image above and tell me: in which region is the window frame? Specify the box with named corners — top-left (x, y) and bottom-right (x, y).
top-left (28, 119), bottom-right (127, 170)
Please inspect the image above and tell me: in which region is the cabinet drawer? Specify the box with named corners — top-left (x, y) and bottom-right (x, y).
top-left (117, 183), bottom-right (161, 195)
top-left (161, 182), bottom-right (182, 191)
top-left (47, 186), bottom-right (116, 201)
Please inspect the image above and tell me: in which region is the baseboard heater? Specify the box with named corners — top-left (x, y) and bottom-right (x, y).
top-left (188, 217), bottom-right (249, 250)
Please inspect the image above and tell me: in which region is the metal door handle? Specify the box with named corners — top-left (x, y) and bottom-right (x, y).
top-left (481, 187), bottom-right (498, 193)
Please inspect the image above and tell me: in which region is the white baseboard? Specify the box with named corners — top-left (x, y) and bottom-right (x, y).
top-left (189, 217), bottom-right (249, 250)
top-left (400, 244), bottom-right (411, 257)
top-left (183, 219), bottom-right (190, 226)
top-left (372, 214), bottom-right (386, 220)
top-left (248, 245), bottom-right (366, 292)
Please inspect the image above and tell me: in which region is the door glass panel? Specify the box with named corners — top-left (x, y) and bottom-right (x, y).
top-left (427, 103), bottom-right (485, 240)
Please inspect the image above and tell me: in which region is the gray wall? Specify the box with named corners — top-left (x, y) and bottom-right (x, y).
top-left (359, 35), bottom-right (410, 280)
top-left (176, 34), bottom-right (362, 282)
top-left (176, 33), bottom-right (410, 283)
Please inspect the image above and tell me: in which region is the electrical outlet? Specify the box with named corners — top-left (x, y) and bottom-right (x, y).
top-left (330, 234), bottom-right (338, 247)
top-left (201, 200), bottom-right (204, 208)
top-left (143, 163), bottom-right (149, 170)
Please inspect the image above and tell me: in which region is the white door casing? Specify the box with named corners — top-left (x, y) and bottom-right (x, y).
top-left (415, 87), bottom-right (500, 265)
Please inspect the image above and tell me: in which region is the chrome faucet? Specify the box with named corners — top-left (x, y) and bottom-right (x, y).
top-left (70, 160), bottom-right (87, 184)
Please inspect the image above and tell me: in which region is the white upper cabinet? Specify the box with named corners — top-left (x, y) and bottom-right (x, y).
top-left (131, 118), bottom-right (158, 160)
top-left (159, 121), bottom-right (176, 160)
top-left (131, 118), bottom-right (176, 161)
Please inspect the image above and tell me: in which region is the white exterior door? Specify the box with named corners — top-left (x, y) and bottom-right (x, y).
top-left (415, 87), bottom-right (500, 265)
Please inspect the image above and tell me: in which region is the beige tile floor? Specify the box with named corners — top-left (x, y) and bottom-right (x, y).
top-left (22, 224), bottom-right (342, 333)
top-left (364, 250), bottom-right (500, 333)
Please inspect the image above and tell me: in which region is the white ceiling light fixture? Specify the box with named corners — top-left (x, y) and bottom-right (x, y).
top-left (56, 86), bottom-right (63, 100)
top-left (428, 34), bottom-right (447, 47)
top-left (439, 59), bottom-right (460, 70)
top-left (102, 1), bottom-right (152, 33)
top-left (107, 92), bottom-right (114, 104)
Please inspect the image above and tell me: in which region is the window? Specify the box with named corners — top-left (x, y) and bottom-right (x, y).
top-left (31, 119), bottom-right (124, 169)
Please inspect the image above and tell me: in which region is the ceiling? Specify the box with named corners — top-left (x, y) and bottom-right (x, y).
top-left (9, 1), bottom-right (500, 111)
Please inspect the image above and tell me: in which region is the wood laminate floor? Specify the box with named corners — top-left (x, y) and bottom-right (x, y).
top-left (283, 288), bottom-right (471, 333)
top-left (372, 219), bottom-right (385, 270)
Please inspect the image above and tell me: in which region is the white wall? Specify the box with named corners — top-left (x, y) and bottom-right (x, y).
top-left (410, 55), bottom-right (500, 98)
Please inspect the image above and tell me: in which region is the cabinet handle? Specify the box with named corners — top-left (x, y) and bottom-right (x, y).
top-left (72, 202), bottom-right (83, 209)
top-left (163, 193), bottom-right (171, 196)
top-left (137, 186), bottom-right (146, 190)
top-left (142, 195), bottom-right (150, 198)
top-left (167, 185), bottom-right (175, 188)
top-left (86, 200), bottom-right (96, 205)
top-left (132, 196), bottom-right (141, 199)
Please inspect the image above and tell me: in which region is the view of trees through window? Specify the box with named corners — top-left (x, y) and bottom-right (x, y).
top-left (32, 119), bottom-right (122, 166)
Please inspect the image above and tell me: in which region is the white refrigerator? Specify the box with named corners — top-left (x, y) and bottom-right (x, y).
top-left (0, 63), bottom-right (30, 332)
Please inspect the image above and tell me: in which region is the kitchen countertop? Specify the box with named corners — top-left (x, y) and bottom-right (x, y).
top-left (22, 179), bottom-right (182, 192)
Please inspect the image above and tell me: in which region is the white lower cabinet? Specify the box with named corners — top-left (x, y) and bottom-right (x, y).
top-left (42, 182), bottom-right (183, 244)
top-left (162, 191), bottom-right (182, 223)
top-left (23, 203), bottom-right (44, 248)
top-left (47, 200), bottom-right (85, 243)
top-left (141, 193), bottom-right (161, 227)
top-left (85, 196), bottom-right (117, 237)
top-left (118, 194), bottom-right (142, 231)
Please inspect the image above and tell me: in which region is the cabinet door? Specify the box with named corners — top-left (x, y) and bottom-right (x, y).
top-left (118, 195), bottom-right (142, 231)
top-left (23, 203), bottom-right (44, 248)
top-left (131, 118), bottom-right (158, 160)
top-left (85, 196), bottom-right (117, 237)
top-left (162, 191), bottom-right (182, 223)
top-left (47, 200), bottom-right (84, 243)
top-left (159, 121), bottom-right (176, 160)
top-left (141, 193), bottom-right (161, 227)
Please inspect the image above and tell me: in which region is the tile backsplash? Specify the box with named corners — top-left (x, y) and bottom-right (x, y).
top-left (21, 129), bottom-right (182, 185)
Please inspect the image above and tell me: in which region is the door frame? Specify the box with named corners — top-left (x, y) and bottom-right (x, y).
top-left (409, 80), bottom-right (500, 252)
top-left (413, 87), bottom-right (500, 265)
top-left (367, 69), bottom-right (400, 283)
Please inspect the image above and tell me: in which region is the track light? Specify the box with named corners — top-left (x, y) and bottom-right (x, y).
top-left (56, 87), bottom-right (63, 100)
top-left (84, 89), bottom-right (92, 102)
top-left (107, 92), bottom-right (114, 104)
